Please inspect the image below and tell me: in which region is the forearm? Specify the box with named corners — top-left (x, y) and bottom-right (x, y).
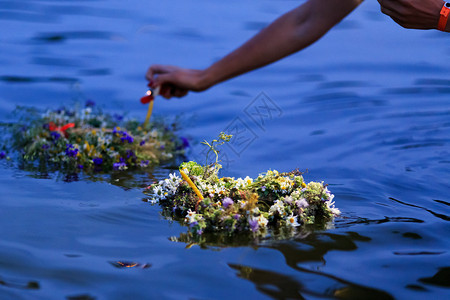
top-left (201, 0), bottom-right (362, 88)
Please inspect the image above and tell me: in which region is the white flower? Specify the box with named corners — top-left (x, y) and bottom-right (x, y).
top-left (269, 200), bottom-right (285, 216)
top-left (257, 215), bottom-right (268, 228)
top-left (238, 200), bottom-right (246, 209)
top-left (286, 214), bottom-right (300, 227)
top-left (152, 185), bottom-right (164, 198)
top-left (169, 173), bottom-right (181, 183)
top-left (185, 209), bottom-right (197, 224)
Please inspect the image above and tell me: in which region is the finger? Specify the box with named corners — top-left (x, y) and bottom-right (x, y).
top-left (146, 65), bottom-right (172, 81)
top-left (152, 73), bottom-right (174, 88)
top-left (172, 88), bottom-right (188, 98)
top-left (159, 85), bottom-right (173, 99)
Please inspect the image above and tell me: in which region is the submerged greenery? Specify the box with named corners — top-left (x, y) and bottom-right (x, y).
top-left (144, 133), bottom-right (340, 244)
top-left (0, 101), bottom-right (187, 173)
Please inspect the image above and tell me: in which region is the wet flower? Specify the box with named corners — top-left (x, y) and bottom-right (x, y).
top-left (222, 197), bottom-right (234, 209)
top-left (295, 198), bottom-right (309, 208)
top-left (65, 144), bottom-right (79, 157)
top-left (126, 150), bottom-right (135, 159)
top-left (180, 137), bottom-right (190, 148)
top-left (139, 160), bottom-right (149, 168)
top-left (85, 100), bottom-right (95, 107)
top-left (248, 217), bottom-right (259, 232)
top-left (121, 132), bottom-right (134, 143)
top-left (93, 157), bottom-right (103, 165)
top-left (257, 215), bottom-right (268, 228)
top-left (51, 131), bottom-right (61, 140)
top-left (286, 214), bottom-right (300, 227)
top-left (269, 200), bottom-right (285, 216)
top-left (113, 161), bottom-right (128, 170)
top-left (185, 209), bottom-right (197, 224)
top-left (114, 114), bottom-right (123, 122)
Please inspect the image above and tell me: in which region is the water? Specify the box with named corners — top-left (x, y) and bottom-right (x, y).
top-left (1, 0), bottom-right (449, 299)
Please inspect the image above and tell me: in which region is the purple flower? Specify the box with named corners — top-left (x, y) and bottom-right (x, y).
top-left (113, 161), bottom-right (127, 170)
top-left (139, 160), bottom-right (149, 167)
top-left (120, 132), bottom-right (134, 144)
top-left (51, 131), bottom-right (61, 140)
top-left (233, 214), bottom-right (240, 220)
top-left (126, 150), bottom-right (135, 158)
top-left (113, 129), bottom-right (134, 144)
top-left (41, 144), bottom-right (50, 150)
top-left (65, 144), bottom-right (78, 157)
top-left (222, 197), bottom-right (234, 209)
top-left (93, 157), bottom-right (103, 165)
top-left (77, 164), bottom-right (84, 169)
top-left (0, 151), bottom-right (6, 159)
top-left (140, 140), bottom-right (146, 146)
top-left (295, 198), bottom-right (309, 208)
top-left (180, 137), bottom-right (190, 148)
top-left (85, 100), bottom-right (95, 107)
top-left (248, 218), bottom-right (259, 232)
top-left (113, 114), bottom-right (123, 121)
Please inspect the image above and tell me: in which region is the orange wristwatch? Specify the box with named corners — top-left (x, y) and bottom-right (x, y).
top-left (438, 1), bottom-right (450, 31)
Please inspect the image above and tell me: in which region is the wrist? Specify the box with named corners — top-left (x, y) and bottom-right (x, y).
top-left (438, 1), bottom-right (450, 31)
top-left (198, 68), bottom-right (220, 91)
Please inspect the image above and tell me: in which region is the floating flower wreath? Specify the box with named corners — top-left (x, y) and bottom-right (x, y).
top-left (144, 134), bottom-right (340, 242)
top-left (0, 101), bottom-right (187, 172)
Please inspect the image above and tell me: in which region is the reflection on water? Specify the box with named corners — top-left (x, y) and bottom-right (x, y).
top-left (0, 0), bottom-right (449, 299)
top-left (229, 262), bottom-right (393, 300)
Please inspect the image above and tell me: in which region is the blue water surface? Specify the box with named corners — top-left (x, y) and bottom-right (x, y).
top-left (0, 0), bottom-right (449, 299)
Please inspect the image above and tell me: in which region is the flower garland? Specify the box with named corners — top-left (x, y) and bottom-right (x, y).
top-left (144, 161), bottom-right (340, 241)
top-left (0, 101), bottom-right (188, 172)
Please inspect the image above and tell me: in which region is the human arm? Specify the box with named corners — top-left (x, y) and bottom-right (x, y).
top-left (377, 0), bottom-right (450, 31)
top-left (146, 0), bottom-right (363, 99)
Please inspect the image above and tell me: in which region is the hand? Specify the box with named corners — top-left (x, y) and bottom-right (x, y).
top-left (377, 0), bottom-right (444, 30)
top-left (145, 65), bottom-right (209, 99)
